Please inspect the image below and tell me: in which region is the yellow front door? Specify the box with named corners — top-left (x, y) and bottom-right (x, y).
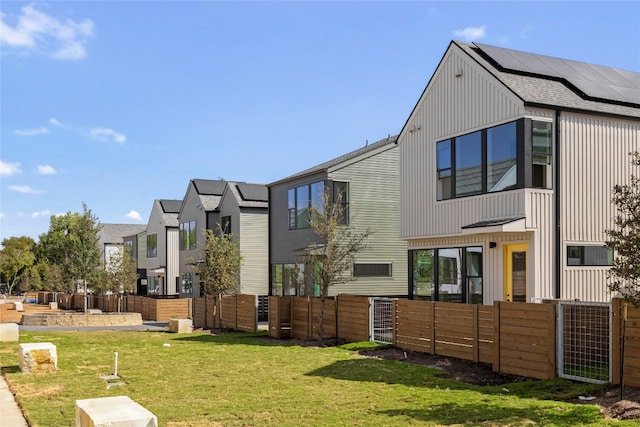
top-left (504, 244), bottom-right (527, 302)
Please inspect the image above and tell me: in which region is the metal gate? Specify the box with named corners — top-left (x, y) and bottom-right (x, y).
top-left (557, 301), bottom-right (611, 384)
top-left (370, 298), bottom-right (394, 344)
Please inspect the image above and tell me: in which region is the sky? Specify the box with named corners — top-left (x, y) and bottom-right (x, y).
top-left (1, 1), bottom-right (639, 242)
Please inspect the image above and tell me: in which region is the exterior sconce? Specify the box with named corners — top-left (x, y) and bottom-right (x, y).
top-left (455, 68), bottom-right (463, 78)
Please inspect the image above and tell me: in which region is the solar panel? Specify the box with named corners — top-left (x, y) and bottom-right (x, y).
top-left (236, 183), bottom-right (267, 202)
top-left (474, 42), bottom-right (640, 106)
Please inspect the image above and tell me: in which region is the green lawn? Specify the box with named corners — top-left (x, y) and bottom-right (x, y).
top-left (0, 330), bottom-right (628, 426)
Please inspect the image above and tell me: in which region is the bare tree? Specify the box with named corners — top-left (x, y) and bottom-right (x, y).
top-left (198, 226), bottom-right (243, 330)
top-left (606, 151), bottom-right (640, 307)
top-left (304, 190), bottom-right (372, 343)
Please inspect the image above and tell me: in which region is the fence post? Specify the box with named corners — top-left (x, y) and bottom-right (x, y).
top-left (547, 302), bottom-right (557, 379)
top-left (611, 298), bottom-right (622, 385)
top-left (493, 301), bottom-right (501, 373)
top-left (429, 301), bottom-right (435, 355)
top-left (473, 304), bottom-right (479, 363)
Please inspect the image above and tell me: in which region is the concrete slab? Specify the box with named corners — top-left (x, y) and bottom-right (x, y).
top-left (0, 323), bottom-right (19, 341)
top-left (75, 395), bottom-right (157, 427)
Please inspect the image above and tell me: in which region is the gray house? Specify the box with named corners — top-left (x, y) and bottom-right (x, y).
top-left (98, 223), bottom-right (147, 268)
top-left (268, 136), bottom-right (408, 297)
top-left (178, 179), bottom-right (269, 298)
top-left (145, 199), bottom-right (181, 295)
top-left (398, 41), bottom-right (640, 304)
top-left (122, 229), bottom-right (147, 294)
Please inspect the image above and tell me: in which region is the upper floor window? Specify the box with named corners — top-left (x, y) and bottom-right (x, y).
top-left (147, 233), bottom-right (158, 258)
top-left (179, 220), bottom-right (196, 251)
top-left (332, 181), bottom-right (349, 225)
top-left (288, 181), bottom-right (325, 229)
top-left (221, 216), bottom-right (231, 235)
top-left (436, 119), bottom-right (552, 200)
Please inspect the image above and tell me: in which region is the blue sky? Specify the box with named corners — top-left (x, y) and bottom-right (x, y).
top-left (1, 1), bottom-right (639, 242)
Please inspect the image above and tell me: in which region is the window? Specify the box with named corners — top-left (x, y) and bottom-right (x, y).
top-left (181, 272), bottom-right (193, 294)
top-left (287, 181), bottom-right (325, 229)
top-left (411, 246), bottom-right (483, 304)
top-left (147, 233), bottom-right (157, 258)
top-left (333, 181), bottom-right (349, 224)
top-left (436, 119), bottom-right (551, 200)
top-left (353, 263), bottom-right (392, 278)
top-left (221, 216), bottom-right (231, 235)
top-left (271, 263), bottom-right (304, 295)
top-left (532, 120), bottom-right (552, 189)
top-left (567, 245), bottom-right (613, 266)
top-left (179, 220), bottom-right (196, 250)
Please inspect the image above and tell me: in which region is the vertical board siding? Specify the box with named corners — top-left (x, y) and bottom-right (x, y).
top-left (167, 228), bottom-right (179, 294)
top-left (400, 45), bottom-right (525, 239)
top-left (239, 212), bottom-right (269, 295)
top-left (561, 115), bottom-right (640, 302)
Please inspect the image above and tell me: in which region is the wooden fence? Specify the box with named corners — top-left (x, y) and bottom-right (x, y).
top-left (192, 294), bottom-right (258, 332)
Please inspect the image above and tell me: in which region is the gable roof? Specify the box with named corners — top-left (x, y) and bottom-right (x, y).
top-left (456, 41), bottom-right (640, 118)
top-left (269, 135), bottom-right (398, 186)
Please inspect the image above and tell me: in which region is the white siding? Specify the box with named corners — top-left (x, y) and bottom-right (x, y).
top-left (167, 228), bottom-right (179, 294)
top-left (400, 44), bottom-right (526, 239)
top-left (239, 212), bottom-right (269, 295)
top-left (560, 113), bottom-right (640, 302)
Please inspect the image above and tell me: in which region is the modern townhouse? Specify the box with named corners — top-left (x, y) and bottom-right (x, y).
top-left (398, 40), bottom-right (640, 304)
top-left (177, 179), bottom-right (269, 298)
top-left (122, 229), bottom-right (147, 294)
top-left (97, 223), bottom-right (147, 269)
top-left (268, 136), bottom-right (408, 297)
top-left (145, 199), bottom-right (182, 295)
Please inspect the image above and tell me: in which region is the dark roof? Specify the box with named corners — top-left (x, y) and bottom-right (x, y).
top-left (270, 135), bottom-right (398, 185)
top-left (158, 199), bottom-right (182, 213)
top-left (455, 41), bottom-right (640, 118)
top-left (461, 216), bottom-right (525, 229)
top-left (192, 179), bottom-right (227, 195)
top-left (236, 183), bottom-right (268, 202)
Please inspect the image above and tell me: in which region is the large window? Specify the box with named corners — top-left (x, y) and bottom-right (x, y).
top-left (567, 245), bottom-right (613, 266)
top-left (181, 272), bottom-right (193, 294)
top-left (333, 181), bottom-right (349, 225)
top-left (179, 220), bottom-right (196, 250)
top-left (147, 233), bottom-right (157, 258)
top-left (411, 247), bottom-right (483, 304)
top-left (271, 263), bottom-right (304, 295)
top-left (288, 181), bottom-right (325, 229)
top-left (436, 119), bottom-right (552, 200)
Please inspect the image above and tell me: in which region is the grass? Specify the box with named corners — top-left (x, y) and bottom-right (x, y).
top-left (0, 330), bottom-right (630, 426)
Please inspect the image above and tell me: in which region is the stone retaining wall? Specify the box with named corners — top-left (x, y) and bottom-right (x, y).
top-left (21, 313), bottom-right (143, 327)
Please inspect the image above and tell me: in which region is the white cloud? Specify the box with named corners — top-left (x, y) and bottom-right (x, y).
top-left (453, 26), bottom-right (486, 42)
top-left (0, 160), bottom-right (22, 176)
top-left (36, 164), bottom-right (56, 175)
top-left (49, 117), bottom-right (66, 127)
top-left (0, 5), bottom-right (94, 60)
top-left (0, 212), bottom-right (4, 219)
top-left (15, 126), bottom-right (49, 136)
top-left (91, 128), bottom-right (127, 144)
top-left (125, 210), bottom-right (143, 221)
top-left (9, 185), bottom-right (44, 194)
top-left (31, 210), bottom-right (52, 218)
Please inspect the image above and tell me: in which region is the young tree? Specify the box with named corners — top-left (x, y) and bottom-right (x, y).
top-left (304, 190), bottom-right (372, 343)
top-left (0, 236), bottom-right (36, 295)
top-left (606, 151), bottom-right (640, 307)
top-left (198, 226), bottom-right (243, 330)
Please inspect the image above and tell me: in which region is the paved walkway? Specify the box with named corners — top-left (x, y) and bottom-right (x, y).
top-left (0, 373), bottom-right (28, 427)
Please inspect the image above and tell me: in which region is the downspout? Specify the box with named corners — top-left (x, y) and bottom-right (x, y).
top-left (268, 186), bottom-right (273, 296)
top-left (554, 110), bottom-right (561, 299)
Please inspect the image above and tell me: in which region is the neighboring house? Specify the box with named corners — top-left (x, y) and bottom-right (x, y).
top-left (268, 136), bottom-right (408, 297)
top-left (123, 229), bottom-right (147, 295)
top-left (145, 199), bottom-right (182, 295)
top-left (178, 179), bottom-right (269, 298)
top-left (398, 41), bottom-right (640, 304)
top-left (98, 223), bottom-right (147, 270)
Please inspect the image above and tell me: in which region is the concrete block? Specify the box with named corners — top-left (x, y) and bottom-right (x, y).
top-left (49, 302), bottom-right (59, 310)
top-left (0, 323), bottom-right (19, 341)
top-left (75, 396), bottom-right (157, 427)
top-left (12, 302), bottom-right (24, 311)
top-left (19, 342), bottom-right (57, 373)
top-left (169, 318), bottom-right (193, 333)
